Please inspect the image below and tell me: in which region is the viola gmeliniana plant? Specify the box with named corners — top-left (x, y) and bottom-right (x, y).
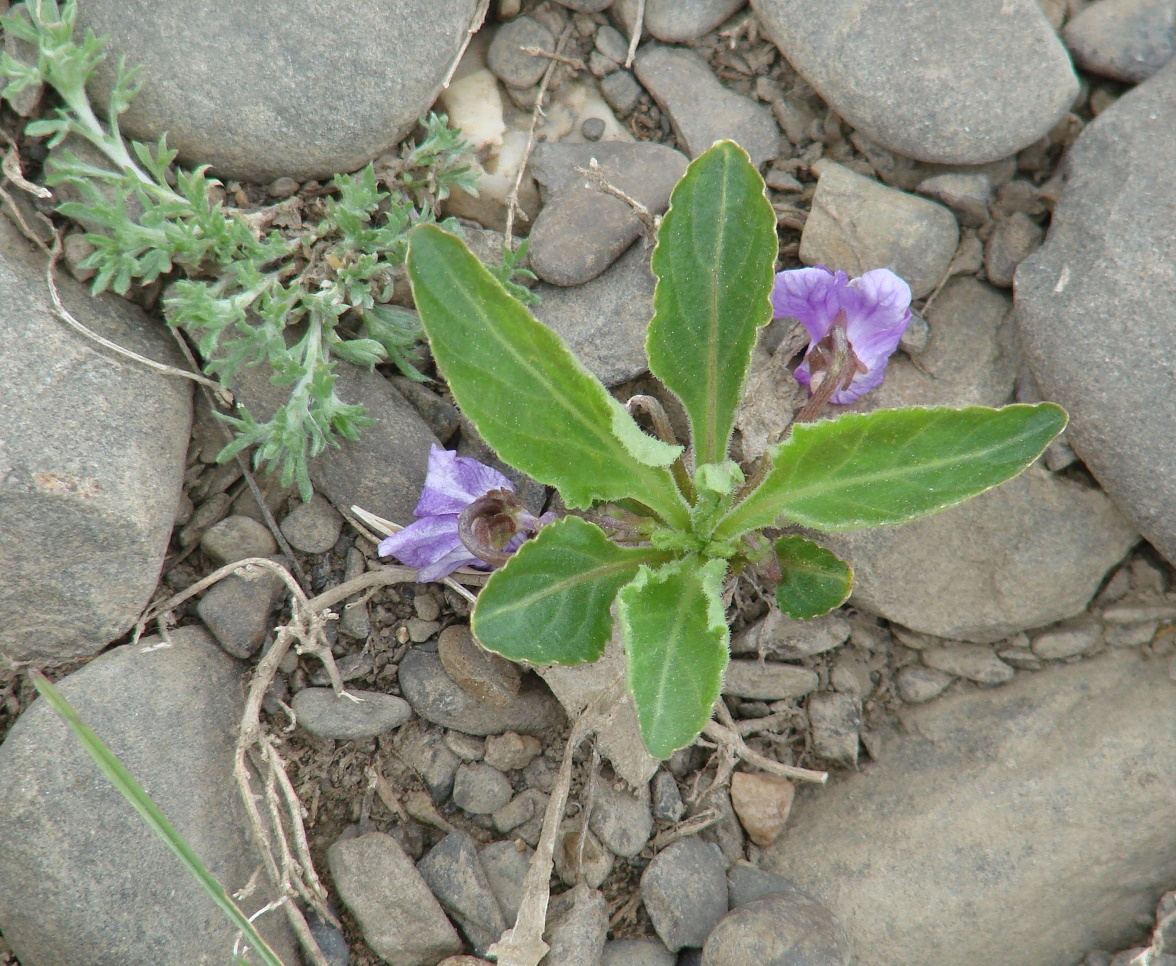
top-left (389, 140), bottom-right (1067, 760)
top-left (0, 0), bottom-right (535, 501)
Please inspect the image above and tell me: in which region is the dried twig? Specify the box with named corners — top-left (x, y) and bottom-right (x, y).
top-left (702, 716), bottom-right (828, 785)
top-left (442, 0), bottom-right (490, 90)
top-left (520, 45), bottom-right (585, 71)
top-left (574, 158), bottom-right (659, 241)
top-left (625, 0), bottom-right (646, 68)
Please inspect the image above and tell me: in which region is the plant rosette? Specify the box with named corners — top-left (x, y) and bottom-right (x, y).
top-left (388, 140), bottom-right (1066, 760)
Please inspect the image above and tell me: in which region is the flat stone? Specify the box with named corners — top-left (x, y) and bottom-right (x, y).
top-left (915, 173), bottom-right (992, 228)
top-left (644, 0), bottom-right (748, 42)
top-left (726, 860), bottom-right (798, 909)
top-left (722, 660), bottom-right (820, 700)
top-left (1015, 62), bottom-right (1176, 566)
top-left (641, 838), bottom-right (730, 951)
top-left (731, 609), bottom-right (851, 659)
top-left (291, 687), bottom-right (412, 740)
top-left (74, 0), bottom-right (480, 181)
top-left (730, 773), bottom-right (795, 847)
top-left (437, 624), bottom-right (521, 707)
top-left (418, 831), bottom-right (508, 956)
top-left (199, 515), bottom-right (278, 565)
top-left (922, 644), bottom-right (1014, 685)
top-left (589, 774), bottom-right (654, 858)
top-left (0, 217), bottom-right (190, 667)
top-left (701, 891), bottom-right (852, 966)
top-left (1031, 620), bottom-right (1104, 660)
top-left (985, 212), bottom-right (1045, 288)
top-left (328, 832), bottom-right (462, 966)
top-left (633, 45), bottom-right (780, 167)
top-left (279, 493), bottom-right (343, 553)
top-left (751, 0), bottom-right (1078, 164)
top-left (603, 938), bottom-right (676, 966)
top-left (399, 646), bottom-right (565, 737)
top-left (479, 839), bottom-right (533, 923)
top-left (764, 650), bottom-right (1176, 966)
top-left (483, 731), bottom-right (542, 771)
top-left (0, 628), bottom-right (297, 964)
top-left (1063, 0), bottom-right (1175, 83)
top-left (799, 160), bottom-right (959, 299)
top-left (487, 17), bottom-right (555, 89)
top-left (894, 665), bottom-right (955, 704)
top-left (452, 762), bottom-right (514, 814)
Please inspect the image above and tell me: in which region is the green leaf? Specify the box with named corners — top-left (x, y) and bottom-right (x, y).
top-left (617, 557), bottom-right (730, 759)
top-left (28, 672), bottom-right (288, 966)
top-left (408, 223), bottom-right (689, 526)
top-left (645, 140), bottom-right (777, 466)
top-left (773, 535), bottom-right (853, 620)
top-left (473, 516), bottom-right (667, 665)
top-left (716, 403), bottom-right (1068, 539)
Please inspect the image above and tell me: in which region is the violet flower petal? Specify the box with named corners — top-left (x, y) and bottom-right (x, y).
top-left (769, 266), bottom-right (849, 342)
top-left (415, 444), bottom-right (514, 517)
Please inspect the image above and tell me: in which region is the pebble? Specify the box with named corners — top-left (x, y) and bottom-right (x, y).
top-left (452, 762), bottom-right (514, 814)
top-left (601, 70), bottom-right (643, 114)
top-left (279, 494), bottom-right (343, 553)
top-left (479, 839), bottom-right (533, 923)
top-left (751, 0), bottom-right (1078, 164)
top-left (643, 0), bottom-right (748, 42)
top-left (554, 823), bottom-right (614, 888)
top-left (494, 789), bottom-right (549, 846)
top-left (799, 159), bottom-right (959, 299)
top-left (306, 650), bottom-right (373, 686)
top-left (1105, 621), bottom-right (1160, 648)
top-left (595, 24), bottom-right (630, 64)
top-left (544, 884), bottom-right (610, 966)
top-left (437, 624), bottom-right (522, 707)
top-left (528, 141), bottom-right (688, 286)
top-left (731, 610), bottom-right (851, 658)
top-left (729, 772), bottom-right (795, 847)
top-left (196, 563), bottom-right (286, 659)
top-left (1016, 65), bottom-right (1176, 566)
top-left (487, 16), bottom-right (555, 89)
top-left (895, 665), bottom-right (955, 704)
top-left (396, 723), bottom-right (462, 802)
top-left (640, 838), bottom-right (730, 951)
top-left (291, 687), bottom-right (412, 740)
top-left (554, 0), bottom-right (612, 10)
top-left (915, 173), bottom-right (992, 228)
top-left (1103, 602), bottom-right (1176, 623)
top-left (0, 215), bottom-right (191, 667)
top-left (589, 776), bottom-right (654, 857)
top-left (305, 905), bottom-right (350, 966)
top-left (652, 770), bottom-right (686, 822)
top-left (701, 891), bottom-right (852, 966)
top-left (722, 660), bottom-right (820, 700)
top-left (921, 644), bottom-right (1014, 685)
top-left (602, 938), bottom-right (676, 965)
top-left (0, 628), bottom-right (298, 964)
top-left (74, 0), bottom-right (481, 181)
top-left (418, 831), bottom-right (508, 956)
top-left (633, 45), bottom-right (780, 167)
top-left (726, 860), bottom-right (798, 909)
top-left (1063, 0), bottom-right (1175, 83)
top-left (484, 732), bottom-right (543, 772)
top-left (808, 692), bottom-right (862, 765)
top-left (1031, 620), bottom-right (1104, 660)
top-left (446, 731), bottom-right (486, 761)
top-left (765, 650), bottom-right (1176, 966)
top-left (199, 515), bottom-right (278, 565)
top-left (328, 832), bottom-right (462, 966)
top-left (984, 212), bottom-right (1044, 288)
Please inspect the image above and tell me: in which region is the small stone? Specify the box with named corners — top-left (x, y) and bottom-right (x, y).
top-left (493, 788), bottom-right (549, 838)
top-left (701, 890), bottom-right (852, 966)
top-left (452, 762), bottom-right (514, 815)
top-left (589, 775), bottom-right (654, 858)
top-left (61, 231), bottom-right (96, 283)
top-left (196, 564), bottom-right (285, 659)
top-left (595, 24), bottom-right (630, 63)
top-left (266, 176), bottom-right (300, 198)
top-left (1105, 621), bottom-right (1160, 648)
top-left (291, 688), bottom-right (411, 740)
top-left (800, 159), bottom-right (959, 299)
top-left (418, 831), bottom-right (508, 956)
top-left (1103, 602), bottom-right (1176, 623)
top-left (329, 832), bottom-right (462, 966)
top-left (488, 16), bottom-right (556, 89)
top-left (414, 593), bottom-right (442, 621)
top-left (479, 839), bottom-right (533, 923)
top-left (922, 644), bottom-right (1015, 685)
top-left (1031, 620), bottom-right (1104, 660)
top-left (305, 905), bottom-right (349, 966)
top-left (765, 168), bottom-right (804, 193)
top-left (984, 212), bottom-right (1044, 288)
top-left (200, 514), bottom-right (275, 568)
top-left (730, 772), bottom-right (795, 847)
top-left (554, 823), bottom-right (614, 888)
top-left (602, 938), bottom-right (676, 966)
top-left (581, 116), bottom-right (606, 140)
top-left (916, 173), bottom-right (992, 228)
top-left (392, 374), bottom-right (463, 442)
top-left (484, 732), bottom-right (542, 771)
top-left (640, 838), bottom-right (729, 952)
top-left (808, 692), bottom-right (862, 766)
top-left (279, 494), bottom-right (343, 553)
top-left (437, 624), bottom-right (522, 707)
top-left (396, 723), bottom-right (462, 802)
top-left (726, 860), bottom-right (798, 909)
top-left (445, 731), bottom-right (486, 761)
top-left (895, 665), bottom-right (955, 704)
top-left (1063, 0), bottom-right (1176, 83)
top-left (830, 653), bottom-right (873, 696)
top-left (544, 884), bottom-right (609, 966)
top-left (600, 69), bottom-right (642, 115)
top-left (996, 644), bottom-right (1045, 670)
top-left (643, 0), bottom-right (747, 42)
top-left (731, 609), bottom-right (851, 659)
top-left (722, 660), bottom-right (820, 700)
top-left (307, 650), bottom-right (373, 685)
top-left (651, 770), bottom-right (685, 822)
top-left (405, 618), bottom-right (440, 643)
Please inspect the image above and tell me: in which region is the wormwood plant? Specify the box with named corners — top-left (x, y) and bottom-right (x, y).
top-left (0, 0), bottom-right (532, 500)
top-left (400, 141), bottom-right (1067, 759)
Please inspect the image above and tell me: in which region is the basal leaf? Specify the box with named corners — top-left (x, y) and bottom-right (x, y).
top-left (408, 224), bottom-right (689, 527)
top-left (716, 403), bottom-right (1068, 539)
top-left (773, 535), bottom-right (853, 620)
top-left (473, 516), bottom-right (669, 666)
top-left (617, 557), bottom-right (729, 759)
top-left (646, 140), bottom-right (777, 466)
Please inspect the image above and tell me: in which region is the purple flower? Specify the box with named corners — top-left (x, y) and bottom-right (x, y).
top-left (379, 445), bottom-right (547, 582)
top-left (771, 266), bottom-right (911, 404)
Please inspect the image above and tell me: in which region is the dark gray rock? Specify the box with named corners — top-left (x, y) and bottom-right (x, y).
top-left (652, 769), bottom-right (685, 822)
top-left (633, 45), bottom-right (780, 167)
top-left (452, 761), bottom-right (514, 814)
top-left (596, 25), bottom-right (631, 64)
top-left (279, 493), bottom-right (343, 553)
top-left (544, 884), bottom-right (610, 966)
top-left (0, 216), bottom-right (190, 667)
top-left (0, 628), bottom-right (297, 965)
top-left (644, 0), bottom-right (747, 42)
top-left (291, 687), bottom-right (412, 740)
top-left (418, 831), bottom-right (508, 955)
top-left (641, 838), bottom-right (730, 951)
top-left (199, 514), bottom-right (278, 565)
top-left (984, 212), bottom-right (1044, 288)
top-left (329, 831), bottom-right (462, 966)
top-left (765, 650), bottom-right (1176, 966)
top-left (75, 0), bottom-right (480, 181)
top-left (1016, 62), bottom-right (1176, 566)
top-left (197, 562), bottom-right (286, 659)
top-left (488, 16), bottom-right (556, 89)
top-left (1063, 0), bottom-right (1175, 83)
top-left (807, 692), bottom-right (862, 766)
top-left (751, 0), bottom-right (1078, 163)
top-left (701, 891), bottom-right (852, 966)
top-left (399, 647), bottom-right (565, 737)
top-left (601, 69), bottom-right (643, 114)
top-left (395, 722), bottom-right (462, 802)
top-left (726, 860), bottom-right (798, 909)
top-left (479, 839), bottom-right (533, 923)
top-left (589, 774), bottom-right (654, 857)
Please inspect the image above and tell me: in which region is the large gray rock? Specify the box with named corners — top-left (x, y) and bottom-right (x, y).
top-left (1016, 62), bottom-right (1176, 566)
top-left (1062, 0), bottom-right (1175, 83)
top-left (0, 627), bottom-right (297, 965)
top-left (0, 216), bottom-right (190, 667)
top-left (751, 0), bottom-right (1078, 164)
top-left (764, 650), bottom-right (1176, 966)
top-left (75, 0), bottom-right (480, 181)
